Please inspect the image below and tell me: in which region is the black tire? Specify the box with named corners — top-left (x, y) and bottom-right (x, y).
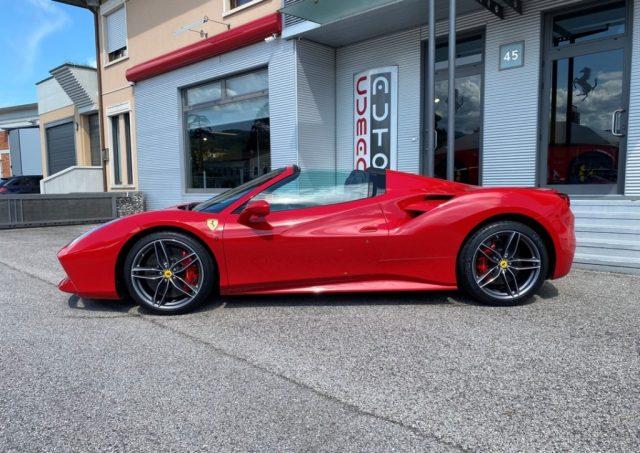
top-left (458, 221), bottom-right (549, 306)
top-left (123, 231), bottom-right (216, 315)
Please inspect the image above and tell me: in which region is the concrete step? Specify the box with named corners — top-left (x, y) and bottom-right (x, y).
top-left (576, 245), bottom-right (640, 259)
top-left (574, 252), bottom-right (640, 270)
top-left (570, 199), bottom-right (640, 207)
top-left (575, 237), bottom-right (640, 252)
top-left (572, 211), bottom-right (640, 221)
top-left (575, 223), bottom-right (640, 235)
top-left (574, 218), bottom-right (640, 228)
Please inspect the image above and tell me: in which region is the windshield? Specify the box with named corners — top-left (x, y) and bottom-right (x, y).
top-left (194, 168), bottom-right (286, 213)
top-left (0, 178), bottom-right (11, 187)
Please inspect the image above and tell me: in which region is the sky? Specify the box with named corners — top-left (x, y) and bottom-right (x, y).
top-left (0, 0), bottom-right (96, 108)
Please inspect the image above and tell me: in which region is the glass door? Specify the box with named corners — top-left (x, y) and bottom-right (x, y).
top-left (424, 33), bottom-right (484, 185)
top-left (433, 71), bottom-right (483, 185)
top-left (541, 1), bottom-right (630, 194)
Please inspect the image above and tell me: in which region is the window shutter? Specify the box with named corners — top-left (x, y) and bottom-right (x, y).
top-left (106, 6), bottom-right (127, 54)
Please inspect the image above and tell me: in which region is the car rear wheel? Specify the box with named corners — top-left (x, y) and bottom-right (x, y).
top-left (123, 231), bottom-right (216, 315)
top-left (458, 221), bottom-right (549, 306)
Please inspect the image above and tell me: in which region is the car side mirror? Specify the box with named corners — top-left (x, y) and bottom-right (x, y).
top-left (240, 200), bottom-right (271, 222)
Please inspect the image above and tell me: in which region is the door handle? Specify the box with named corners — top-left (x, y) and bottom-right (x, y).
top-left (359, 226), bottom-right (378, 233)
top-left (612, 108), bottom-right (626, 137)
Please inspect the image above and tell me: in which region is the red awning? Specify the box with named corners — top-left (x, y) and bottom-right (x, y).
top-left (126, 13), bottom-right (282, 83)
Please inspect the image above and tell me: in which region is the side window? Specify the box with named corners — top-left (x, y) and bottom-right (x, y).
top-left (249, 170), bottom-right (384, 213)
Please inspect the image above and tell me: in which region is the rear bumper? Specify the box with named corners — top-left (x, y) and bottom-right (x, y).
top-left (551, 209), bottom-right (576, 279)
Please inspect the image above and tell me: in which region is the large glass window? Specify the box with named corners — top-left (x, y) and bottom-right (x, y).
top-left (184, 69), bottom-right (270, 190)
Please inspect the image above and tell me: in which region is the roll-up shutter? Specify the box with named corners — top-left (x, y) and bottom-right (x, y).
top-left (46, 122), bottom-right (76, 175)
top-left (106, 6), bottom-right (127, 54)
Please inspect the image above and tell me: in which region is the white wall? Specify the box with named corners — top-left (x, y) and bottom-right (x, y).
top-left (37, 78), bottom-right (73, 115)
top-left (40, 166), bottom-right (103, 194)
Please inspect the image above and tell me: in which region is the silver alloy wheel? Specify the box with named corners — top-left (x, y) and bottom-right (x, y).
top-left (472, 230), bottom-right (542, 301)
top-left (130, 239), bottom-right (203, 309)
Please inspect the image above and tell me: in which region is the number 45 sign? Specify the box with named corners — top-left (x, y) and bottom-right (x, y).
top-left (500, 41), bottom-right (525, 70)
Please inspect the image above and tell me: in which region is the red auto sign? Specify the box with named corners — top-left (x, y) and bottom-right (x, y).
top-left (354, 66), bottom-right (398, 171)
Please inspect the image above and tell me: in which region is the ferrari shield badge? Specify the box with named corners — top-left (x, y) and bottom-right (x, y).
top-left (206, 219), bottom-right (219, 231)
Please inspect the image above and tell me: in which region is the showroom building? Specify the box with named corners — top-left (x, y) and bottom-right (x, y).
top-left (127, 0), bottom-right (640, 273)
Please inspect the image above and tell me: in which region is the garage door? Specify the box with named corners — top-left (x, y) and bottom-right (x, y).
top-left (46, 122), bottom-right (76, 175)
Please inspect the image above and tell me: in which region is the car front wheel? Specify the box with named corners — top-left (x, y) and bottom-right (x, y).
top-left (458, 221), bottom-right (549, 306)
top-left (123, 231), bottom-right (216, 314)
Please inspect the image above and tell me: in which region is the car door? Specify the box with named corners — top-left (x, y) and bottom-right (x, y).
top-left (221, 172), bottom-right (388, 292)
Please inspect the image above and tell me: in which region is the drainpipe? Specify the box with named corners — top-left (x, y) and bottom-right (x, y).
top-left (91, 7), bottom-right (108, 192)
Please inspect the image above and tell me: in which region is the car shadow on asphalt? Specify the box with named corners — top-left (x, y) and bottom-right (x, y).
top-left (67, 294), bottom-right (136, 314)
top-left (66, 281), bottom-right (560, 315)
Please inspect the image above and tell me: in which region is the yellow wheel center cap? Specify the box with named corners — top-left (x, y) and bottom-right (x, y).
top-left (499, 259), bottom-right (509, 270)
top-left (163, 269), bottom-right (173, 279)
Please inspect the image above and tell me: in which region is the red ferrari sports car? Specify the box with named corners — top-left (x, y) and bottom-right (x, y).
top-left (58, 166), bottom-right (575, 314)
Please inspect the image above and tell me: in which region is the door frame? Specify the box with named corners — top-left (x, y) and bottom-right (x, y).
top-left (538, 0), bottom-right (634, 195)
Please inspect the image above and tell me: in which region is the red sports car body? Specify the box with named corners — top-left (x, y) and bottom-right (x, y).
top-left (58, 166), bottom-right (575, 312)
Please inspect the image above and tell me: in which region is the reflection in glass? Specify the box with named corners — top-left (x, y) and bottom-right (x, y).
top-left (187, 96), bottom-right (270, 189)
top-left (553, 2), bottom-right (626, 47)
top-left (186, 81), bottom-right (222, 106)
top-left (226, 70), bottom-right (268, 97)
top-left (433, 74), bottom-right (482, 185)
top-left (547, 49), bottom-right (623, 185)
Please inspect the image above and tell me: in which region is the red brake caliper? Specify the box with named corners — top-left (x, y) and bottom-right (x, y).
top-left (476, 242), bottom-right (497, 275)
top-left (180, 251), bottom-right (200, 288)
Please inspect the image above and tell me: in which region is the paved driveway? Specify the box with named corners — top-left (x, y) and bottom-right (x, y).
top-left (0, 225), bottom-right (639, 452)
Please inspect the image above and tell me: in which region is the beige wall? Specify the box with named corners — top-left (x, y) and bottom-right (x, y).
top-left (39, 105), bottom-right (96, 177)
top-left (97, 0), bottom-right (279, 191)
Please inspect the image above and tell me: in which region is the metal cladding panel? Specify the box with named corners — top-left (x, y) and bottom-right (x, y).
top-left (336, 28), bottom-right (422, 173)
top-left (296, 40), bottom-right (336, 171)
top-left (481, 5), bottom-right (544, 187)
top-left (135, 39), bottom-right (297, 210)
top-left (625, 0), bottom-right (640, 196)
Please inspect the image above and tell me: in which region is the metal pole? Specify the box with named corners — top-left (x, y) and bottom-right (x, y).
top-left (426, 0), bottom-right (436, 176)
top-left (447, 0), bottom-right (456, 181)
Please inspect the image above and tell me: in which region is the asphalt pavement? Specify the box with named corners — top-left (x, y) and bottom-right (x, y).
top-left (0, 225), bottom-right (639, 452)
